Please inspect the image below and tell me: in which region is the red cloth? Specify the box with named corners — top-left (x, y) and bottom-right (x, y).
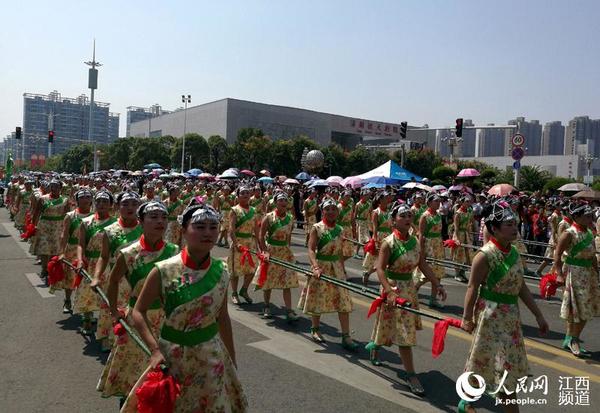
top-left (136, 367), bottom-right (181, 413)
top-left (539, 273), bottom-right (558, 299)
top-left (113, 323), bottom-right (126, 336)
top-left (364, 238), bottom-right (377, 255)
top-left (20, 223), bottom-right (36, 240)
top-left (47, 256), bottom-right (65, 286)
top-left (443, 239), bottom-right (459, 249)
top-left (367, 292), bottom-right (410, 318)
top-left (239, 246), bottom-right (255, 267)
top-left (24, 211), bottom-right (31, 227)
top-left (71, 273), bottom-right (84, 289)
top-left (255, 253), bottom-right (269, 290)
top-left (432, 317), bottom-right (462, 358)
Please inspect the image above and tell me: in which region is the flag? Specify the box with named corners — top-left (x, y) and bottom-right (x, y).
top-left (5, 152), bottom-right (13, 183)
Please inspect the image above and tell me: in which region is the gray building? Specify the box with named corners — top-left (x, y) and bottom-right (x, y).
top-left (128, 98), bottom-right (409, 149)
top-left (437, 119), bottom-right (476, 157)
top-left (542, 121), bottom-right (565, 155)
top-left (564, 116), bottom-right (600, 157)
top-left (6, 91), bottom-right (119, 166)
top-left (478, 124), bottom-right (510, 157)
top-left (126, 104), bottom-right (172, 137)
top-left (508, 117), bottom-right (542, 156)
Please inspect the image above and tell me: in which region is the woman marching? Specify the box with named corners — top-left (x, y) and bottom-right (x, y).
top-left (552, 202), bottom-right (600, 357)
top-left (452, 194), bottom-right (474, 283)
top-left (97, 201), bottom-right (179, 404)
top-left (55, 188), bottom-right (93, 313)
top-left (254, 191), bottom-right (299, 321)
top-left (298, 198), bottom-right (358, 350)
top-left (74, 190), bottom-right (117, 335)
top-left (164, 184), bottom-right (185, 247)
top-left (459, 200), bottom-right (549, 413)
top-left (366, 203), bottom-right (445, 396)
top-left (338, 189), bottom-right (355, 262)
top-left (120, 200), bottom-right (247, 412)
top-left (361, 190), bottom-right (393, 286)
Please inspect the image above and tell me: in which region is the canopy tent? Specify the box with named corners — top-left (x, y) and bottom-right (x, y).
top-left (357, 160), bottom-right (423, 183)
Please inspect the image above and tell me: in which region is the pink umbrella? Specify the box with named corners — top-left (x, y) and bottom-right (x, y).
top-left (240, 169), bottom-right (255, 177)
top-left (259, 169), bottom-right (271, 177)
top-left (488, 184), bottom-right (516, 196)
top-left (326, 176), bottom-right (344, 186)
top-left (284, 178), bottom-right (300, 185)
top-left (432, 184), bottom-right (447, 192)
top-left (457, 168), bottom-right (480, 178)
top-left (448, 184), bottom-right (473, 193)
top-left (341, 176), bottom-right (363, 188)
top-left (198, 173), bottom-right (215, 180)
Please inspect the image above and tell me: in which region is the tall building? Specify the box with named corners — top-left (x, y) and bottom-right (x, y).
top-left (126, 104), bottom-right (172, 137)
top-left (437, 119), bottom-right (476, 157)
top-left (564, 116), bottom-right (600, 156)
top-left (8, 91), bottom-right (119, 166)
top-left (478, 124), bottom-right (510, 157)
top-left (542, 121), bottom-right (565, 155)
top-left (508, 117), bottom-right (542, 156)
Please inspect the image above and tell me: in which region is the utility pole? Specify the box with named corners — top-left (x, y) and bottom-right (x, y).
top-left (84, 39), bottom-right (102, 172)
top-left (181, 95), bottom-right (191, 172)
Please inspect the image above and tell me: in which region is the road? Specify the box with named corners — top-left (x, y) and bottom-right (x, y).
top-left (0, 208), bottom-right (598, 412)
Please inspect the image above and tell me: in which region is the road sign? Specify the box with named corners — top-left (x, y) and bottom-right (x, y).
top-left (513, 160), bottom-right (521, 170)
top-left (511, 133), bottom-right (525, 147)
top-left (511, 146), bottom-right (524, 161)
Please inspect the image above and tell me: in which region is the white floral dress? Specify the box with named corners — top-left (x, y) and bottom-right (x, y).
top-left (354, 200), bottom-right (372, 244)
top-left (55, 209), bottom-right (93, 291)
top-left (362, 208), bottom-right (392, 270)
top-left (227, 205), bottom-right (258, 279)
top-left (338, 202), bottom-right (354, 258)
top-left (34, 195), bottom-right (69, 256)
top-left (416, 209), bottom-right (445, 282)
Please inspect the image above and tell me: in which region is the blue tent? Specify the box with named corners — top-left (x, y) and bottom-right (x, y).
top-left (357, 160), bottom-right (422, 183)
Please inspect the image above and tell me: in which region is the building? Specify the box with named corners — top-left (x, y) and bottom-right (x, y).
top-left (459, 154), bottom-right (589, 179)
top-left (6, 91), bottom-right (119, 167)
top-left (508, 117), bottom-right (542, 156)
top-left (564, 116), bottom-right (600, 157)
top-left (128, 98), bottom-right (409, 149)
top-left (126, 104), bottom-right (172, 137)
top-left (437, 119), bottom-right (476, 157)
top-left (477, 124), bottom-right (510, 157)
top-left (542, 121), bottom-right (565, 155)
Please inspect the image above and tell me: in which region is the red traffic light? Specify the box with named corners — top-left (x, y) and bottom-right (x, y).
top-left (48, 130), bottom-right (55, 143)
top-left (455, 118), bottom-right (463, 137)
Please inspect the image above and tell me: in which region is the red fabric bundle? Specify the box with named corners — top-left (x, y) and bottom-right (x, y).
top-left (443, 239), bottom-right (460, 249)
top-left (20, 223), bottom-right (36, 240)
top-left (539, 273), bottom-right (558, 299)
top-left (363, 238), bottom-right (377, 255)
top-left (47, 256), bottom-right (65, 286)
top-left (238, 246), bottom-right (255, 267)
top-left (367, 292), bottom-right (410, 318)
top-left (71, 273), bottom-right (84, 289)
top-left (432, 317), bottom-right (462, 358)
top-left (254, 253), bottom-right (269, 290)
top-left (113, 323), bottom-right (126, 336)
top-left (136, 367), bottom-right (181, 413)
top-left (24, 211), bottom-right (31, 227)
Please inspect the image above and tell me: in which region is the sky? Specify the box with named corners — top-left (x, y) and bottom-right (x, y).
top-left (1, 0), bottom-right (599, 138)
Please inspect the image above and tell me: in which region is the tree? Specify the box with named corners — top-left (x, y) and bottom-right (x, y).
top-left (479, 168), bottom-right (499, 186)
top-left (235, 135), bottom-right (273, 171)
top-left (207, 135), bottom-right (230, 173)
top-left (103, 138), bottom-right (133, 170)
top-left (171, 133), bottom-right (210, 171)
top-left (496, 168), bottom-right (514, 185)
top-left (236, 128), bottom-right (264, 144)
top-left (432, 166), bottom-right (456, 186)
top-left (60, 144), bottom-right (94, 173)
top-left (400, 148), bottom-right (443, 180)
top-left (129, 137), bottom-right (173, 170)
top-left (518, 165), bottom-right (551, 192)
top-left (322, 144), bottom-right (347, 176)
top-left (544, 177), bottom-right (575, 194)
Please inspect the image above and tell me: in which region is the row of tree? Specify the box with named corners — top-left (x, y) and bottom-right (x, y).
top-left (29, 128), bottom-right (583, 194)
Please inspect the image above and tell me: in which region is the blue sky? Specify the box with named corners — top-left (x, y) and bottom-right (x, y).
top-left (1, 0), bottom-right (599, 137)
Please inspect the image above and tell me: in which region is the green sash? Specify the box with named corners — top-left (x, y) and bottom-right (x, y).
top-left (356, 201), bottom-right (371, 220)
top-left (109, 225), bottom-right (143, 255)
top-left (304, 199), bottom-right (316, 212)
top-left (377, 210), bottom-right (391, 233)
top-left (569, 230), bottom-right (593, 258)
top-left (424, 214), bottom-right (441, 237)
top-left (85, 217), bottom-right (117, 244)
top-left (41, 196), bottom-right (65, 212)
top-left (389, 236), bottom-right (417, 264)
top-left (160, 323), bottom-right (218, 346)
top-left (317, 225), bottom-right (342, 252)
top-left (128, 243), bottom-right (178, 291)
top-left (269, 213), bottom-right (291, 236)
top-left (385, 270), bottom-right (412, 281)
top-left (339, 205), bottom-right (352, 221)
top-left (480, 245), bottom-right (519, 304)
top-left (163, 259), bottom-right (223, 317)
top-left (458, 212), bottom-right (472, 231)
top-left (167, 199), bottom-right (183, 214)
top-left (235, 207), bottom-right (255, 229)
top-left (413, 205), bottom-right (426, 225)
top-left (250, 198), bottom-right (262, 208)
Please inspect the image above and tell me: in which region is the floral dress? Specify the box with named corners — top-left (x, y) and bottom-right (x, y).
top-left (97, 239), bottom-right (179, 398)
top-left (218, 194), bottom-right (235, 234)
top-left (14, 189), bottom-right (33, 229)
top-left (34, 195), bottom-right (69, 256)
top-left (298, 221), bottom-right (353, 315)
top-left (165, 198), bottom-right (186, 246)
top-left (338, 201), bottom-right (354, 258)
top-left (250, 196), bottom-right (264, 227)
top-left (227, 205), bottom-right (257, 279)
top-left (96, 221), bottom-right (143, 342)
top-left (370, 232), bottom-right (422, 347)
top-left (453, 207), bottom-right (473, 265)
top-left (55, 209), bottom-right (93, 291)
top-left (303, 197), bottom-right (319, 238)
top-left (253, 211), bottom-right (299, 290)
top-left (560, 225), bottom-right (600, 323)
top-left (121, 252), bottom-right (247, 413)
top-left (354, 200), bottom-right (372, 244)
top-left (72, 214), bottom-right (117, 314)
top-left (546, 212), bottom-right (561, 259)
top-left (416, 209), bottom-right (445, 282)
top-left (363, 207), bottom-right (392, 270)
top-left (464, 241), bottom-right (529, 394)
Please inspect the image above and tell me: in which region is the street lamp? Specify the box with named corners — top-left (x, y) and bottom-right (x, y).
top-left (84, 39), bottom-right (102, 172)
top-left (441, 132), bottom-right (463, 164)
top-left (181, 94), bottom-right (191, 172)
top-left (585, 153), bottom-right (596, 187)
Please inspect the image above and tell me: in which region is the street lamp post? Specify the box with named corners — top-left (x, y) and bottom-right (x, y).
top-left (181, 94), bottom-right (191, 172)
top-left (585, 154), bottom-right (596, 187)
top-left (84, 40), bottom-right (102, 172)
top-left (441, 132), bottom-right (463, 164)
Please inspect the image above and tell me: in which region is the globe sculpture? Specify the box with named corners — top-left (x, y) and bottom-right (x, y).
top-left (303, 149), bottom-right (325, 174)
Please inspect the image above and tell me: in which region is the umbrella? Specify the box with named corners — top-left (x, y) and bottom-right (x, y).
top-left (457, 168), bottom-right (480, 178)
top-left (326, 176), bottom-right (344, 186)
top-left (309, 179), bottom-right (329, 188)
top-left (187, 168), bottom-right (203, 176)
top-left (260, 169), bottom-right (271, 177)
top-left (341, 176), bottom-right (363, 189)
top-left (431, 184), bottom-right (447, 192)
top-left (488, 183), bottom-right (516, 196)
top-left (402, 182), bottom-right (432, 191)
top-left (448, 184), bottom-right (473, 193)
top-left (240, 169), bottom-right (255, 177)
top-left (159, 174), bottom-right (170, 179)
top-left (364, 182), bottom-right (385, 189)
top-left (152, 168), bottom-right (165, 174)
top-left (295, 172), bottom-right (311, 181)
top-left (132, 171), bottom-right (143, 176)
top-left (257, 176), bottom-right (274, 184)
top-left (284, 178), bottom-right (300, 185)
top-left (143, 163), bottom-right (162, 170)
top-left (219, 170), bottom-right (239, 179)
top-left (558, 183), bottom-right (588, 192)
top-left (572, 189), bottom-right (600, 200)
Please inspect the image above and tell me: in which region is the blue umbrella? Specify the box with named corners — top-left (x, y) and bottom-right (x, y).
top-left (364, 182), bottom-right (386, 189)
top-left (187, 168), bottom-right (203, 176)
top-left (295, 172), bottom-right (311, 181)
top-left (257, 176), bottom-right (274, 184)
top-left (309, 179), bottom-right (329, 188)
top-left (143, 163), bottom-right (162, 169)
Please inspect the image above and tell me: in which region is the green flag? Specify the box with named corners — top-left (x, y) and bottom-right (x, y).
top-left (4, 152), bottom-right (13, 183)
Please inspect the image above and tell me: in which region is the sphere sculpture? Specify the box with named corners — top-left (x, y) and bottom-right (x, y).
top-left (304, 149), bottom-right (325, 173)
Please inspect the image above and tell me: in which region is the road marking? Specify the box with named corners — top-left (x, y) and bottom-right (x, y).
top-left (25, 273), bottom-right (56, 298)
top-left (230, 306), bottom-right (431, 412)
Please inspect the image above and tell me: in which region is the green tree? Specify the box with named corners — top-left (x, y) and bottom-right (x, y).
top-left (479, 168), bottom-right (499, 186)
top-left (496, 168), bottom-right (514, 185)
top-left (128, 137), bottom-right (173, 170)
top-left (171, 133), bottom-right (210, 171)
top-left (60, 144), bottom-right (94, 173)
top-left (235, 135), bottom-right (273, 171)
top-left (103, 138), bottom-right (135, 170)
top-left (236, 127), bottom-right (264, 144)
top-left (399, 148), bottom-right (443, 180)
top-left (518, 165), bottom-right (551, 192)
top-left (432, 166), bottom-right (456, 186)
top-left (544, 177), bottom-right (575, 194)
top-left (322, 144), bottom-right (347, 176)
top-left (207, 135), bottom-right (230, 173)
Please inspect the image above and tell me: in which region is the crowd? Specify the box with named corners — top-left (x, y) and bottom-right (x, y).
top-left (3, 167), bottom-right (600, 413)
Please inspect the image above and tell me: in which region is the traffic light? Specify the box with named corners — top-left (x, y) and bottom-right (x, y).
top-left (48, 130), bottom-right (55, 143)
top-left (400, 121), bottom-right (408, 139)
top-left (455, 118), bottom-right (464, 138)
top-left (15, 127), bottom-right (22, 139)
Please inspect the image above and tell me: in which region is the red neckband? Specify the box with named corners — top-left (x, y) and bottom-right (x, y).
top-left (182, 248), bottom-right (210, 270)
top-left (393, 229), bottom-right (409, 241)
top-left (139, 235), bottom-right (165, 252)
top-left (119, 217), bottom-right (138, 228)
top-left (490, 237), bottom-right (511, 254)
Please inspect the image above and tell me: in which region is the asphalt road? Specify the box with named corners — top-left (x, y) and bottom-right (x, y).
top-left (1, 209), bottom-right (598, 412)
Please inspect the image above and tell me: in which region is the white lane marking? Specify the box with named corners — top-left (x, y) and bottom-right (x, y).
top-left (229, 306), bottom-right (436, 413)
top-left (25, 273), bottom-right (56, 298)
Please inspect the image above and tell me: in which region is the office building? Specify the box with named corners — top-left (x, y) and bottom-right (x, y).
top-left (564, 116), bottom-right (600, 157)
top-left (126, 104), bottom-right (172, 137)
top-left (542, 121), bottom-right (565, 155)
top-left (477, 124), bottom-right (510, 157)
top-left (508, 117), bottom-right (542, 156)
